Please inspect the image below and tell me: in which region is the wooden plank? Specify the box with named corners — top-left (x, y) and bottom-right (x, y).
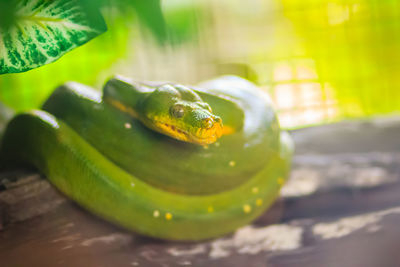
top-left (1, 117), bottom-right (400, 267)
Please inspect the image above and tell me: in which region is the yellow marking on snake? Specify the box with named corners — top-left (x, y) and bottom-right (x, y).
top-left (243, 204), bottom-right (252, 213)
top-left (165, 212), bottom-right (173, 220)
top-left (105, 97), bottom-right (138, 118)
top-left (277, 177), bottom-right (285, 186)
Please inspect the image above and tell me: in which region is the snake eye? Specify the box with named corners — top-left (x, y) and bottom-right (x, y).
top-left (171, 104), bottom-right (185, 118)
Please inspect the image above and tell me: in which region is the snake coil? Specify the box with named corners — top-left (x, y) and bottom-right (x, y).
top-left (1, 76), bottom-right (293, 240)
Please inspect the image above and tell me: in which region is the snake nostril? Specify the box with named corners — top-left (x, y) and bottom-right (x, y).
top-left (203, 118), bottom-right (213, 129)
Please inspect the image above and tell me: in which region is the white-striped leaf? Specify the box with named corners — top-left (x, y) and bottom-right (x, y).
top-left (0, 0), bottom-right (107, 74)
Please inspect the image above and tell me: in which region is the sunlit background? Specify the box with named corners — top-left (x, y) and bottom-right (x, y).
top-left (1, 0), bottom-right (400, 129)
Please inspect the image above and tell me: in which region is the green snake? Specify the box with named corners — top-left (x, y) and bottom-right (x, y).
top-left (0, 75), bottom-right (293, 240)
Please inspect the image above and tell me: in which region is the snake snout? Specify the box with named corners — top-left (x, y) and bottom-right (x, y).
top-left (202, 116), bottom-right (222, 129)
top-left (198, 116), bottom-right (223, 142)
top-left (203, 118), bottom-right (213, 129)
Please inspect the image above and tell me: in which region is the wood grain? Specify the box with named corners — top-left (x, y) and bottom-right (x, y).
top-left (1, 117), bottom-right (400, 267)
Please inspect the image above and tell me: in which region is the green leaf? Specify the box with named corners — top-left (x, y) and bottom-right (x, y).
top-left (0, 0), bottom-right (107, 74)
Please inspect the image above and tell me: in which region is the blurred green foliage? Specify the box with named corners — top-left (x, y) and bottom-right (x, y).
top-left (87, 0), bottom-right (168, 42)
top-left (281, 0), bottom-right (400, 118)
top-left (163, 1), bottom-right (202, 44)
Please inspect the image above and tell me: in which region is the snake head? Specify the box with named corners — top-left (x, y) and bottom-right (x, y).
top-left (140, 84), bottom-right (223, 145)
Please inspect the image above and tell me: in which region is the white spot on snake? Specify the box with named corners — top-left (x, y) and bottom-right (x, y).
top-left (252, 187), bottom-right (259, 194)
top-left (229, 161), bottom-right (236, 167)
top-left (125, 123), bottom-right (132, 129)
top-left (209, 224), bottom-right (303, 258)
top-left (130, 182), bottom-right (135, 187)
top-left (153, 210), bottom-right (160, 218)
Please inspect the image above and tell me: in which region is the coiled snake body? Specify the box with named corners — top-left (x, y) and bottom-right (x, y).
top-left (1, 76), bottom-right (293, 240)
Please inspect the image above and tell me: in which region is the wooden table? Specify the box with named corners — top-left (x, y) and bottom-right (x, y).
top-left (1, 117), bottom-right (400, 267)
